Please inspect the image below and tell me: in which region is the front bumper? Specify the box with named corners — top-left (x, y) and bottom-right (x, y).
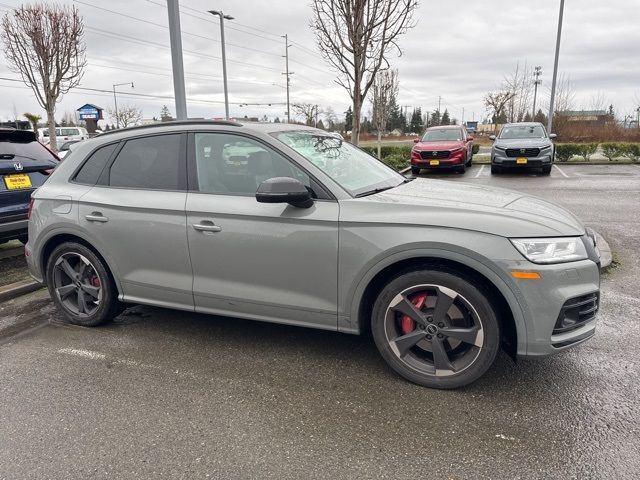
top-left (411, 157), bottom-right (465, 169)
top-left (492, 151), bottom-right (553, 168)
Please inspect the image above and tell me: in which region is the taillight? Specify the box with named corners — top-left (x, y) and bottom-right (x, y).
top-left (27, 198), bottom-right (34, 219)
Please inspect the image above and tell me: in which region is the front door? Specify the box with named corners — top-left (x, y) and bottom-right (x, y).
top-left (78, 133), bottom-right (193, 310)
top-left (185, 132), bottom-right (339, 329)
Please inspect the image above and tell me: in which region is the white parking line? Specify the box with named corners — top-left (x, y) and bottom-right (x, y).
top-left (553, 164), bottom-right (569, 178)
top-left (475, 165), bottom-right (485, 178)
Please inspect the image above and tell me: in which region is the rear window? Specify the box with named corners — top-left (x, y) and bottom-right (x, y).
top-left (0, 130), bottom-right (57, 162)
top-left (108, 134), bottom-right (183, 190)
top-left (61, 128), bottom-right (79, 136)
top-left (74, 143), bottom-right (118, 184)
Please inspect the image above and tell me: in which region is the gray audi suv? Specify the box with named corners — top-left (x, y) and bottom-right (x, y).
top-left (26, 121), bottom-right (600, 389)
top-left (490, 122), bottom-right (556, 175)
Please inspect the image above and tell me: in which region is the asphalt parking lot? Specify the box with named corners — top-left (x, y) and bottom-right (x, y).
top-left (1, 163), bottom-right (639, 479)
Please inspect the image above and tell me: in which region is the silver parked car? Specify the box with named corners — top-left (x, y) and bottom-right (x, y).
top-left (490, 122), bottom-right (556, 175)
top-left (26, 121), bottom-right (600, 389)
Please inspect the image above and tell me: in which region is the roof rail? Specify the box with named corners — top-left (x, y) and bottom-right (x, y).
top-left (99, 119), bottom-right (243, 136)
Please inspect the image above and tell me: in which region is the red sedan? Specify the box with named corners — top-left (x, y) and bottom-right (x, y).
top-left (411, 125), bottom-right (473, 174)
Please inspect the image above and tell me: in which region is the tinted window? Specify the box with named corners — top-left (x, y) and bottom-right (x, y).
top-left (61, 128), bottom-right (79, 136)
top-left (499, 125), bottom-right (546, 139)
top-left (0, 131), bottom-right (57, 163)
top-left (193, 133), bottom-right (310, 195)
top-left (422, 129), bottom-right (463, 142)
top-left (109, 134), bottom-right (182, 190)
top-left (74, 143), bottom-right (117, 184)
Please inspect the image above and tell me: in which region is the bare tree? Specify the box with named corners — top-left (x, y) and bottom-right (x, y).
top-left (504, 62), bottom-right (533, 122)
top-left (370, 69), bottom-right (398, 158)
top-left (107, 104), bottom-right (143, 129)
top-left (311, 0), bottom-right (418, 145)
top-left (484, 91), bottom-right (516, 133)
top-left (588, 91), bottom-right (607, 112)
top-left (1, 3), bottom-right (86, 151)
top-left (293, 103), bottom-right (319, 126)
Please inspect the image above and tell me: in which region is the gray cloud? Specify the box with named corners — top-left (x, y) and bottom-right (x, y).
top-left (0, 0), bottom-right (638, 124)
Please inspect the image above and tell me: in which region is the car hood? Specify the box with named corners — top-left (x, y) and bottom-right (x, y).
top-left (344, 178), bottom-right (584, 237)
top-left (415, 141), bottom-right (464, 150)
top-left (493, 138), bottom-right (552, 148)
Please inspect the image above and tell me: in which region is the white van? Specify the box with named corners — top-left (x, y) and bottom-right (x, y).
top-left (37, 126), bottom-right (88, 147)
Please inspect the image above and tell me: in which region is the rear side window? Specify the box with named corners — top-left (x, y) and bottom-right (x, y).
top-left (108, 134), bottom-right (183, 190)
top-left (0, 133), bottom-right (57, 163)
top-left (74, 143), bottom-right (117, 184)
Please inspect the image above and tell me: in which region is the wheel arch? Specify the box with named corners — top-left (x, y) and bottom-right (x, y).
top-left (39, 232), bottom-right (123, 297)
top-left (348, 251), bottom-right (526, 358)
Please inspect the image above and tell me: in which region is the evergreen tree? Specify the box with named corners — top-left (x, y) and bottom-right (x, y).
top-left (441, 109), bottom-right (450, 125)
top-left (344, 106), bottom-right (353, 132)
top-left (534, 109), bottom-right (547, 124)
top-left (274, 117), bottom-right (281, 123)
top-left (430, 110), bottom-right (440, 126)
top-left (316, 119), bottom-right (325, 130)
top-left (523, 112), bottom-right (532, 122)
top-left (409, 107), bottom-right (423, 133)
top-left (160, 105), bottom-right (173, 122)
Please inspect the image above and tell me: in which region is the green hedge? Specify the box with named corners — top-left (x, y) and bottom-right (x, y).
top-left (555, 144), bottom-right (581, 162)
top-left (576, 143), bottom-right (599, 161)
top-left (555, 142), bottom-right (640, 162)
top-left (472, 144), bottom-right (480, 154)
top-left (601, 143), bottom-right (624, 161)
top-left (361, 145), bottom-right (411, 170)
top-left (621, 143), bottom-right (640, 162)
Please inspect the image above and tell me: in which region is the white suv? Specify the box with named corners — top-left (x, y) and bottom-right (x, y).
top-left (38, 126), bottom-right (88, 147)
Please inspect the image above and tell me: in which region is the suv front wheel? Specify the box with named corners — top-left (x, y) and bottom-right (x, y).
top-left (46, 242), bottom-right (122, 327)
top-left (371, 269), bottom-right (500, 389)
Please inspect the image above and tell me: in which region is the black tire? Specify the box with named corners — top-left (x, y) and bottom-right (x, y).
top-left (46, 241), bottom-right (122, 327)
top-left (466, 152), bottom-right (473, 167)
top-left (491, 165), bottom-right (501, 174)
top-left (371, 268), bottom-right (500, 389)
top-left (457, 162), bottom-right (466, 174)
top-left (541, 165), bottom-right (552, 175)
top-left (411, 166), bottom-right (420, 175)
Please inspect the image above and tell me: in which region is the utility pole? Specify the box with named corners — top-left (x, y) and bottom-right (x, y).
top-left (636, 106), bottom-right (640, 128)
top-left (167, 0), bottom-right (187, 120)
top-left (532, 66), bottom-right (542, 119)
top-left (314, 105), bottom-right (319, 128)
top-left (209, 9), bottom-right (234, 120)
top-left (281, 34), bottom-right (293, 123)
top-left (547, 0), bottom-right (565, 134)
top-left (462, 107), bottom-right (465, 125)
top-left (112, 82), bottom-right (134, 128)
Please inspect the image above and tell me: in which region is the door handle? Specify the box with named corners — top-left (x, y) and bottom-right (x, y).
top-left (193, 221), bottom-right (222, 233)
top-left (85, 212), bottom-right (108, 223)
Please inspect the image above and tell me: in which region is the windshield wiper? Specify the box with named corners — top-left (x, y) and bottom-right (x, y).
top-left (354, 185), bottom-right (396, 198)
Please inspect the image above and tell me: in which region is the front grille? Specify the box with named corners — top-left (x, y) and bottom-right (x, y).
top-left (419, 150), bottom-right (450, 160)
top-left (505, 148), bottom-right (540, 158)
top-left (553, 292), bottom-right (599, 334)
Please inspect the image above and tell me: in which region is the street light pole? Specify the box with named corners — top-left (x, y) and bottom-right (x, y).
top-left (209, 10), bottom-right (234, 120)
top-left (112, 82), bottom-right (134, 129)
top-left (282, 34), bottom-right (292, 123)
top-left (532, 66), bottom-right (542, 119)
top-left (547, 0), bottom-right (565, 134)
top-left (167, 0), bottom-right (188, 120)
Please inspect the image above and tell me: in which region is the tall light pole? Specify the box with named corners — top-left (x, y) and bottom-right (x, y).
top-left (547, 0), bottom-right (565, 134)
top-left (167, 0), bottom-right (187, 120)
top-left (112, 82), bottom-right (134, 129)
top-left (532, 66), bottom-right (542, 119)
top-left (282, 34), bottom-right (293, 123)
top-left (209, 10), bottom-right (234, 120)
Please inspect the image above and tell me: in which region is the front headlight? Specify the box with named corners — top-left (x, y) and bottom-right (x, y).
top-left (510, 237), bottom-right (588, 264)
top-left (539, 144), bottom-right (552, 151)
top-left (493, 145), bottom-right (506, 151)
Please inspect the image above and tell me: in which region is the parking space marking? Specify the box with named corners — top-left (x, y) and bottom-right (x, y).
top-left (475, 165), bottom-right (485, 178)
top-left (553, 164), bottom-right (569, 178)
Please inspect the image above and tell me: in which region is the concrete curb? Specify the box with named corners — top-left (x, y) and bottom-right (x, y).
top-left (0, 279), bottom-right (42, 303)
top-left (594, 231), bottom-right (612, 269)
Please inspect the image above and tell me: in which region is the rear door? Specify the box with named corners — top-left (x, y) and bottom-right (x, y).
top-left (0, 130), bottom-right (58, 233)
top-left (77, 133), bottom-right (193, 310)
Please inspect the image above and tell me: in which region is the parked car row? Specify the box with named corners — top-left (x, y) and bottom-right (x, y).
top-left (24, 120), bottom-right (600, 389)
top-left (411, 122), bottom-right (556, 176)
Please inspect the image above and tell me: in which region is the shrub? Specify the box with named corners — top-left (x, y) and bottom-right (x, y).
top-left (555, 144), bottom-right (580, 162)
top-left (382, 153), bottom-right (409, 171)
top-left (601, 143), bottom-right (624, 161)
top-left (472, 144), bottom-right (480, 154)
top-left (620, 143), bottom-right (640, 163)
top-left (576, 143), bottom-right (598, 161)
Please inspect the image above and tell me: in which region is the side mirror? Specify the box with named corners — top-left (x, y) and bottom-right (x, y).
top-left (489, 135), bottom-right (496, 141)
top-left (256, 177), bottom-right (313, 209)
top-left (549, 133), bottom-right (557, 139)
top-left (413, 138), bottom-right (420, 143)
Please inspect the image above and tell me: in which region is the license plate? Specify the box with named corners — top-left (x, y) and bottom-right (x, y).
top-left (516, 157), bottom-right (528, 164)
top-left (3, 173), bottom-right (32, 190)
top-left (429, 160), bottom-right (440, 166)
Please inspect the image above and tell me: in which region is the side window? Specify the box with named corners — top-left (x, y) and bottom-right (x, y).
top-left (109, 134), bottom-right (183, 190)
top-left (193, 133), bottom-right (310, 195)
top-left (74, 143), bottom-right (118, 184)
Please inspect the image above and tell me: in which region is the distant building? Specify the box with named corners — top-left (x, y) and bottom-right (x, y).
top-left (556, 110), bottom-right (612, 127)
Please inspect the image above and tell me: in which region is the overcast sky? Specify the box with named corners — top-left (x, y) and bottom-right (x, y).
top-left (0, 0), bottom-right (638, 125)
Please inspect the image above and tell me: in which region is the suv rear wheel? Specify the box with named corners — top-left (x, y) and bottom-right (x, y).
top-left (371, 269), bottom-right (500, 389)
top-left (46, 242), bottom-right (122, 327)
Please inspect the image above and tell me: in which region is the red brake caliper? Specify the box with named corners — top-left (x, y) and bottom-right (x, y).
top-left (400, 292), bottom-right (427, 334)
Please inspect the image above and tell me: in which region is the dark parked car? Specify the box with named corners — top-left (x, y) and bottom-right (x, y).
top-left (0, 129), bottom-right (58, 244)
top-left (411, 125), bottom-right (474, 175)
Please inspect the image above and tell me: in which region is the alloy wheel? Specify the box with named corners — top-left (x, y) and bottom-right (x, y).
top-left (53, 252), bottom-right (102, 317)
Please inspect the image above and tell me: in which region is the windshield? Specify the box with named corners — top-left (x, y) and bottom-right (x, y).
top-left (422, 129), bottom-right (463, 142)
top-left (272, 130), bottom-right (405, 197)
top-left (499, 125), bottom-right (546, 139)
